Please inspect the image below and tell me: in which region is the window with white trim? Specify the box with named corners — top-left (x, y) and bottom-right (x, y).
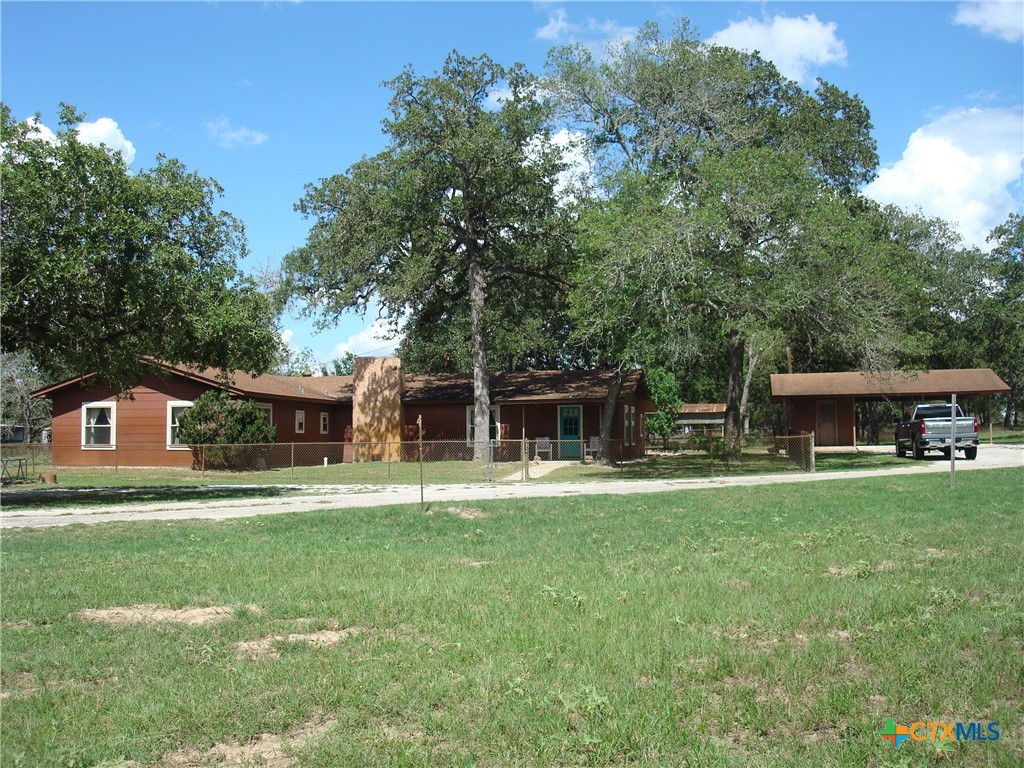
top-left (255, 403), bottom-right (273, 425)
top-left (320, 411), bottom-right (329, 435)
top-left (466, 406), bottom-right (500, 444)
top-left (624, 404), bottom-right (635, 447)
top-left (295, 409), bottom-right (306, 434)
top-left (82, 402), bottom-right (116, 449)
top-left (166, 400), bottom-right (193, 449)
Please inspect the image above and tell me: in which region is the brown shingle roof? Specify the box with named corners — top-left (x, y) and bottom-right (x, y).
top-left (401, 369), bottom-right (644, 403)
top-left (770, 369), bottom-right (1010, 401)
top-left (679, 403), bottom-right (727, 414)
top-left (34, 362), bottom-right (645, 405)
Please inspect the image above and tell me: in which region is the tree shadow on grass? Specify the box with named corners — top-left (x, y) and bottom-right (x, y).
top-left (0, 485), bottom-right (291, 510)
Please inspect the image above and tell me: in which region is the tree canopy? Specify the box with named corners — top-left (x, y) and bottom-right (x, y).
top-left (547, 21), bottom-right (912, 449)
top-left (1, 104), bottom-right (279, 392)
top-left (281, 53), bottom-right (577, 456)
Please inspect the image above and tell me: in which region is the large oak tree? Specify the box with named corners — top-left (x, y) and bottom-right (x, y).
top-left (548, 22), bottom-right (898, 451)
top-left (281, 53), bottom-right (575, 458)
top-left (1, 104), bottom-right (278, 392)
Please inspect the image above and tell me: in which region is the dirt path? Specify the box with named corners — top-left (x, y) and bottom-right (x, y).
top-left (2, 445), bottom-right (1020, 529)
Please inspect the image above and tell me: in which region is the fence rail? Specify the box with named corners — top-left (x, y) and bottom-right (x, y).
top-left (0, 434), bottom-right (814, 486)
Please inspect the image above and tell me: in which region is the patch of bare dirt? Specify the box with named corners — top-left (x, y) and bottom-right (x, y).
top-left (456, 557), bottom-right (492, 567)
top-left (0, 670), bottom-right (118, 701)
top-left (76, 604), bottom-right (259, 627)
top-left (235, 628), bottom-right (361, 660)
top-left (826, 561), bottom-right (900, 577)
top-left (0, 671), bottom-right (39, 700)
top-left (162, 716), bottom-right (336, 767)
top-left (427, 506), bottom-right (487, 520)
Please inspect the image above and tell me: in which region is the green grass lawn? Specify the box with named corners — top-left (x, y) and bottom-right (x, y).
top-left (2, 468), bottom-right (1021, 767)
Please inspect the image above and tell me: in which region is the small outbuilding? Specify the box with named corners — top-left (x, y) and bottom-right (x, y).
top-left (770, 368), bottom-right (1010, 447)
top-left (675, 404), bottom-right (727, 436)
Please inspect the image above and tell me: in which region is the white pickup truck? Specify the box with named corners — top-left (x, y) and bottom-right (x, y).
top-left (895, 403), bottom-right (979, 460)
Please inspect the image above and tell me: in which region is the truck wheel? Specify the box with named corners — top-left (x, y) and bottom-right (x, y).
top-left (964, 446), bottom-right (977, 461)
top-left (895, 436), bottom-right (906, 458)
top-left (912, 441), bottom-right (924, 460)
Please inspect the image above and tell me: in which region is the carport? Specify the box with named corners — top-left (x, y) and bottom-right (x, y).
top-left (770, 369), bottom-right (1011, 447)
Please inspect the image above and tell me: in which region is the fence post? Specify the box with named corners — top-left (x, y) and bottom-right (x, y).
top-left (417, 417), bottom-right (424, 513)
top-left (522, 430), bottom-right (527, 482)
top-left (291, 443), bottom-right (295, 481)
top-left (201, 445), bottom-right (206, 477)
top-left (388, 443), bottom-right (392, 484)
top-left (809, 432), bottom-right (816, 473)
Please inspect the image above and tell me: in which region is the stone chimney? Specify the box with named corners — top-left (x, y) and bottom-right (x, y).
top-left (352, 357), bottom-right (404, 462)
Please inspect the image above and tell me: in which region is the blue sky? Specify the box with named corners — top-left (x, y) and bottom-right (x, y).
top-left (3, 1), bottom-right (1022, 365)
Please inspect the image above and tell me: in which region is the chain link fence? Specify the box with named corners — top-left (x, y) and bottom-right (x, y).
top-left (1, 433), bottom-right (814, 487)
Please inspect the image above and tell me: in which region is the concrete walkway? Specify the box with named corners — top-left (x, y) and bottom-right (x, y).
top-left (2, 445), bottom-right (1020, 529)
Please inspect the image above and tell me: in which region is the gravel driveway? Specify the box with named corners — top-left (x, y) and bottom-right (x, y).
top-left (2, 444), bottom-right (1020, 529)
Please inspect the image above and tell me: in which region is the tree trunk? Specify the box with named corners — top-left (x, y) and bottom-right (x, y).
top-left (723, 331), bottom-right (744, 458)
top-left (597, 364), bottom-right (624, 465)
top-left (740, 337), bottom-right (760, 434)
top-left (866, 401), bottom-right (880, 445)
top-left (469, 258), bottom-right (491, 463)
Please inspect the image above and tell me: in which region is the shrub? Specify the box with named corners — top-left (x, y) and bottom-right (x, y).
top-left (177, 391), bottom-right (276, 470)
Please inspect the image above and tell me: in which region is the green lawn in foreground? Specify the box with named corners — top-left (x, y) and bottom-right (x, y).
top-left (2, 469), bottom-right (1021, 767)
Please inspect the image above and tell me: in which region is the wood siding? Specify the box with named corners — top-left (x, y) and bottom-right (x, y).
top-left (49, 374), bottom-right (355, 467)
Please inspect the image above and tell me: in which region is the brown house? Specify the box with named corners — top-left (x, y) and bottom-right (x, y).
top-left (770, 368), bottom-right (1011, 447)
top-left (33, 358), bottom-right (653, 467)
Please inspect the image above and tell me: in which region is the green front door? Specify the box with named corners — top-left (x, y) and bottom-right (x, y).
top-left (559, 405), bottom-right (582, 458)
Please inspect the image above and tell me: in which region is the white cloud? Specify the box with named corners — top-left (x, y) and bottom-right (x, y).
top-left (280, 328), bottom-right (295, 347)
top-left (484, 85), bottom-right (512, 111)
top-left (537, 8), bottom-right (573, 41)
top-left (25, 117), bottom-right (57, 144)
top-left (864, 107), bottom-right (1024, 249)
top-left (550, 128), bottom-right (593, 200)
top-left (954, 1), bottom-right (1024, 43)
top-left (20, 115), bottom-right (136, 165)
top-left (535, 8), bottom-right (638, 57)
top-left (206, 116), bottom-right (269, 148)
top-left (331, 318), bottom-right (402, 358)
top-left (707, 14), bottom-right (847, 83)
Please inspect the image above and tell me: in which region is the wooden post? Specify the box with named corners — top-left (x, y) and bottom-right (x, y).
top-left (950, 394), bottom-right (957, 489)
top-left (417, 415), bottom-right (424, 513)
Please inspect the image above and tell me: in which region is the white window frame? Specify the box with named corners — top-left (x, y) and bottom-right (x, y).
top-left (81, 401), bottom-right (116, 450)
top-left (166, 400), bottom-right (194, 450)
top-left (255, 402), bottom-right (273, 426)
top-left (295, 409), bottom-right (306, 434)
top-left (465, 405), bottom-right (500, 445)
top-left (624, 404), bottom-right (635, 447)
top-left (320, 411), bottom-right (329, 435)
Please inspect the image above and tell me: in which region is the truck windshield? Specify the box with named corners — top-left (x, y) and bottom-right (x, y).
top-left (915, 405), bottom-right (965, 419)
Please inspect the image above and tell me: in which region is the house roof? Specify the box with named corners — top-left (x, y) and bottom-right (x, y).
top-left (679, 403), bottom-right (727, 414)
top-left (33, 363), bottom-right (645, 405)
top-left (770, 369), bottom-right (1010, 401)
top-left (31, 363), bottom-right (353, 404)
top-left (401, 369), bottom-right (646, 404)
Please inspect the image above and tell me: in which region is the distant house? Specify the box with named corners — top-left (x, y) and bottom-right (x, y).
top-left (32, 358), bottom-right (653, 467)
top-left (770, 368), bottom-right (1010, 447)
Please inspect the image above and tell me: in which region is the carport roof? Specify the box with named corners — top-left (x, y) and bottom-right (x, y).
top-left (770, 368), bottom-right (1010, 401)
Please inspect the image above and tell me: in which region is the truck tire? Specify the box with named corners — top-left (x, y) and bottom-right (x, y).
top-left (912, 441), bottom-right (924, 460)
top-left (964, 446), bottom-right (977, 461)
top-left (895, 435), bottom-right (906, 458)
